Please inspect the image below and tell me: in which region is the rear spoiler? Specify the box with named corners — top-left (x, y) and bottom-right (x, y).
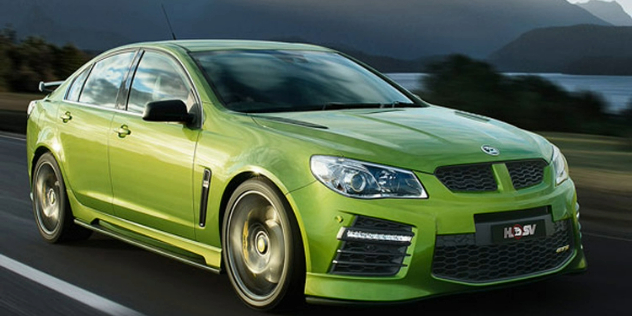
top-left (38, 81), bottom-right (64, 93)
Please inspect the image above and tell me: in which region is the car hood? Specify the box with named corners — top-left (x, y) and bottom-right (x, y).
top-left (251, 106), bottom-right (553, 173)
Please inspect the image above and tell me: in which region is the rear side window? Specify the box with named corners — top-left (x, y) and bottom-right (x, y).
top-left (127, 51), bottom-right (195, 114)
top-left (66, 66), bottom-right (91, 102)
top-left (79, 52), bottom-right (135, 108)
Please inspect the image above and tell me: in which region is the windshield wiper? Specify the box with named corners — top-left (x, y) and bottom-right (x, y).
top-left (321, 103), bottom-right (379, 111)
top-left (381, 101), bottom-right (416, 108)
top-left (321, 102), bottom-right (416, 111)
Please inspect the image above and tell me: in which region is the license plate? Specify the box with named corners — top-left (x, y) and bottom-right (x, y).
top-left (491, 220), bottom-right (546, 243)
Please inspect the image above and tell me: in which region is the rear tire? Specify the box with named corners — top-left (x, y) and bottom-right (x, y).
top-left (32, 152), bottom-right (92, 243)
top-left (222, 178), bottom-right (305, 311)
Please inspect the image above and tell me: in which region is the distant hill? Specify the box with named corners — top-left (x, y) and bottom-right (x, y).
top-left (488, 24), bottom-right (632, 75)
top-left (577, 0), bottom-right (632, 26)
top-left (0, 0), bottom-right (611, 60)
top-left (338, 50), bottom-right (441, 73)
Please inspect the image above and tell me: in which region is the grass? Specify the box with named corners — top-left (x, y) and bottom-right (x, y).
top-left (541, 133), bottom-right (632, 236)
top-left (0, 92), bottom-right (41, 111)
top-left (0, 92), bottom-right (37, 134)
top-left (540, 132), bottom-right (632, 195)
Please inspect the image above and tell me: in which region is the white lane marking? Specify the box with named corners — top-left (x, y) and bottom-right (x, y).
top-left (0, 254), bottom-right (144, 316)
top-left (583, 232), bottom-right (632, 242)
top-left (0, 133), bottom-right (26, 141)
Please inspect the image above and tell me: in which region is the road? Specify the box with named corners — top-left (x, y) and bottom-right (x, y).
top-left (0, 133), bottom-right (630, 316)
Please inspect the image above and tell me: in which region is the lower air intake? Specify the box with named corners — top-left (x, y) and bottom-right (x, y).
top-left (432, 219), bottom-right (574, 283)
top-left (330, 216), bottom-right (413, 276)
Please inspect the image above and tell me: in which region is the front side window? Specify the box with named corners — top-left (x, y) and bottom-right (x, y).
top-left (79, 52), bottom-right (135, 108)
top-left (192, 50), bottom-right (416, 113)
top-left (127, 51), bottom-right (195, 114)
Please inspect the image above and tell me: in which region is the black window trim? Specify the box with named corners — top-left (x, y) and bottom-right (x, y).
top-left (188, 49), bottom-right (428, 114)
top-left (68, 48), bottom-right (140, 109)
top-left (337, 51), bottom-right (429, 108)
top-left (64, 64), bottom-right (94, 102)
top-left (122, 47), bottom-right (204, 129)
top-left (118, 49), bottom-right (144, 111)
top-left (59, 46), bottom-right (204, 129)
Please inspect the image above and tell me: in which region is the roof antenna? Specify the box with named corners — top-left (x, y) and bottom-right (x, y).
top-left (161, 3), bottom-right (177, 40)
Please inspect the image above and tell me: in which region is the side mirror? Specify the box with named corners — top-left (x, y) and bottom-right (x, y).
top-left (143, 100), bottom-right (193, 124)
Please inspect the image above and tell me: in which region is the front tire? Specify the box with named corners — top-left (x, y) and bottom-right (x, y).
top-left (222, 178), bottom-right (305, 311)
top-left (32, 152), bottom-right (92, 243)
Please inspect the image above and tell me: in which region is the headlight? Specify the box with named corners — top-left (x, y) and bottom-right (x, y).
top-left (551, 145), bottom-right (569, 185)
top-left (310, 155), bottom-right (428, 199)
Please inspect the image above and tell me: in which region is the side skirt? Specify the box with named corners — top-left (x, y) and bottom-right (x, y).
top-left (74, 219), bottom-right (221, 274)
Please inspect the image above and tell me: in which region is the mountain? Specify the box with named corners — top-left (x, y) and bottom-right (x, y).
top-left (577, 0), bottom-right (632, 26)
top-left (0, 0), bottom-right (611, 60)
top-left (488, 24), bottom-right (632, 75)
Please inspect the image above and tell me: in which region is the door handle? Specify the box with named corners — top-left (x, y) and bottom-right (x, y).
top-left (116, 125), bottom-right (131, 138)
top-left (60, 111), bottom-right (72, 123)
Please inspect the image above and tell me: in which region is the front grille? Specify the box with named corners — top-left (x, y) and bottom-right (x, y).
top-left (506, 160), bottom-right (547, 190)
top-left (435, 164), bottom-right (497, 192)
top-left (432, 219), bottom-right (574, 283)
top-left (330, 216), bottom-right (412, 276)
top-left (435, 159), bottom-right (547, 193)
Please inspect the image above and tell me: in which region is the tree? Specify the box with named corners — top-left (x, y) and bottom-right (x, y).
top-left (54, 43), bottom-right (88, 79)
top-left (1, 24), bottom-right (17, 44)
top-left (6, 36), bottom-right (56, 92)
top-left (0, 31), bottom-right (91, 92)
top-left (422, 54), bottom-right (512, 121)
top-left (0, 25), bottom-right (17, 91)
top-left (622, 99), bottom-right (632, 149)
top-left (420, 54), bottom-right (611, 134)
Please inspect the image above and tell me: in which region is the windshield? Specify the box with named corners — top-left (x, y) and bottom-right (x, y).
top-left (191, 50), bottom-right (418, 113)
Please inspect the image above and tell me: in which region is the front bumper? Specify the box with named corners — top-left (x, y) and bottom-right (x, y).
top-left (286, 168), bottom-right (587, 303)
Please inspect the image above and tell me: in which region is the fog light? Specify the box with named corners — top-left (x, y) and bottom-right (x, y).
top-left (337, 227), bottom-right (413, 245)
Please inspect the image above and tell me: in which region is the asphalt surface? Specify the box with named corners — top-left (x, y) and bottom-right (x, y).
top-left (0, 133), bottom-right (630, 316)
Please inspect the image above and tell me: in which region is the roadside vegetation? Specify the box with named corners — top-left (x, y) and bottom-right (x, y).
top-left (540, 132), bottom-right (632, 236)
top-left (541, 132), bottom-right (632, 192)
top-left (0, 26), bottom-right (91, 134)
top-left (0, 26), bottom-right (90, 93)
top-left (418, 54), bottom-right (632, 140)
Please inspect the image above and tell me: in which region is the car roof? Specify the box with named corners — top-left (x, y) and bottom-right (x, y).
top-left (117, 39), bottom-right (333, 53)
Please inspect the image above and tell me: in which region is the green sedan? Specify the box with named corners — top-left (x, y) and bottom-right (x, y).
top-left (26, 40), bottom-right (587, 311)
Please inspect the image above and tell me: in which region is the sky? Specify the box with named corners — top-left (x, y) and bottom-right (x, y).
top-left (0, 0), bottom-right (626, 59)
top-left (567, 0), bottom-right (632, 15)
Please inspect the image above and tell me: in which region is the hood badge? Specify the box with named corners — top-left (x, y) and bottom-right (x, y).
top-left (481, 145), bottom-right (500, 156)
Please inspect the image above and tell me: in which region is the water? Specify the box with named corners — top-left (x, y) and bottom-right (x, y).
top-left (386, 73), bottom-right (632, 113)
